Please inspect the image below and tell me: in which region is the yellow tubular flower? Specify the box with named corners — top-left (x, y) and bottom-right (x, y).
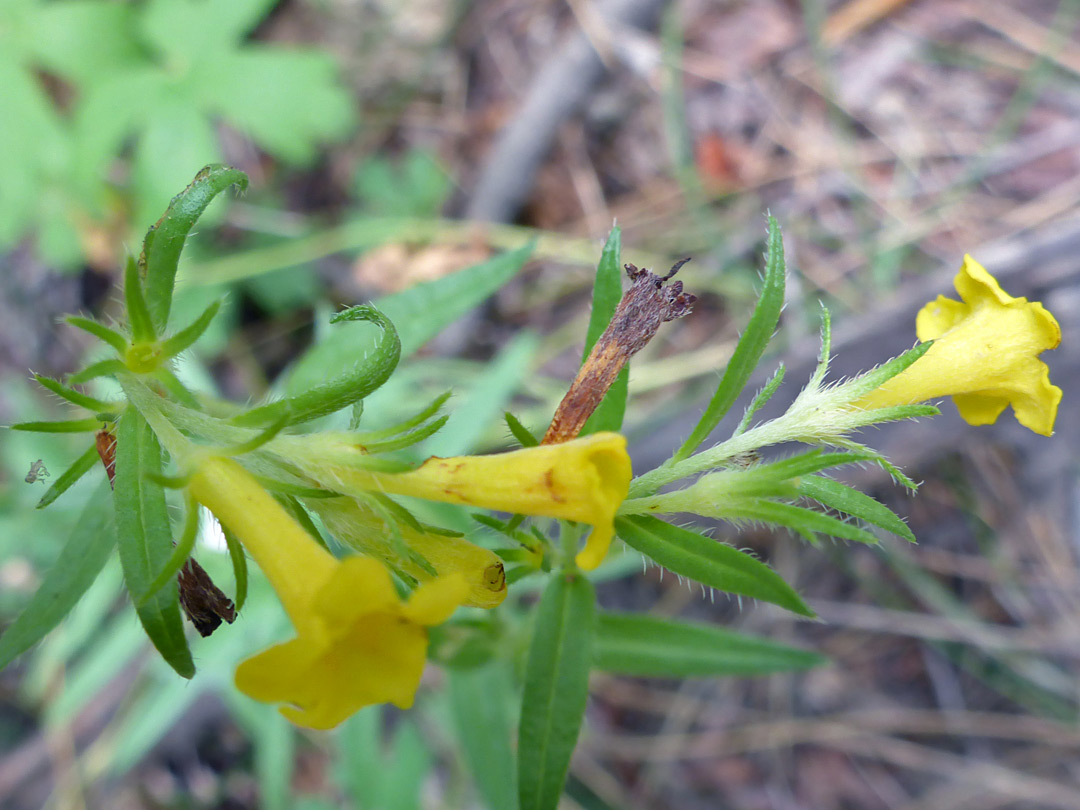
top-left (187, 457), bottom-right (469, 729)
top-left (306, 432), bottom-right (633, 571)
top-left (309, 497), bottom-right (507, 608)
top-left (857, 255), bottom-right (1062, 436)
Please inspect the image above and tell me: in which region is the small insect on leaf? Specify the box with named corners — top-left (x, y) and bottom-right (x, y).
top-left (25, 459), bottom-right (50, 484)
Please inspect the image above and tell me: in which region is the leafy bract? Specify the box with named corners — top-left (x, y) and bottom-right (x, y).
top-left (615, 516), bottom-right (814, 617)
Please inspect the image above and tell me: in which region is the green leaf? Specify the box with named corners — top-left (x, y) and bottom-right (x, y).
top-left (37, 443), bottom-right (101, 509)
top-left (449, 665), bottom-right (518, 810)
top-left (138, 496), bottom-right (199, 605)
top-left (423, 331), bottom-right (538, 456)
top-left (286, 243), bottom-right (535, 393)
top-left (222, 525), bottom-right (249, 612)
top-left (735, 364), bottom-right (785, 435)
top-left (65, 316), bottom-right (129, 353)
top-left (505, 411), bottom-right (540, 447)
top-left (593, 613), bottom-right (826, 677)
top-left (140, 164), bottom-right (249, 333)
top-left (159, 298), bottom-right (223, 359)
top-left (0, 483), bottom-right (116, 672)
top-left (113, 407), bottom-right (194, 678)
top-left (615, 516), bottom-right (814, 617)
top-left (518, 572), bottom-right (595, 810)
top-left (579, 227), bottom-right (628, 435)
top-left (68, 358), bottom-right (127, 384)
top-left (736, 500), bottom-right (880, 545)
top-left (11, 418), bottom-right (101, 433)
top-left (674, 216), bottom-right (786, 460)
top-left (124, 254), bottom-right (155, 343)
top-left (798, 476), bottom-right (917, 543)
top-left (233, 305), bottom-right (400, 427)
top-left (33, 373), bottom-right (113, 412)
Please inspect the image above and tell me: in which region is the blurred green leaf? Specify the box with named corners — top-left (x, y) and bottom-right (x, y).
top-left (615, 516), bottom-right (814, 617)
top-left (518, 572), bottom-right (595, 810)
top-left (114, 407), bottom-right (194, 678)
top-left (356, 149), bottom-right (451, 217)
top-left (382, 721), bottom-right (432, 810)
top-left (73, 0), bottom-right (353, 227)
top-left (286, 243), bottom-right (534, 394)
top-left (449, 664), bottom-right (518, 810)
top-left (423, 331), bottom-right (539, 456)
top-left (0, 483), bottom-right (114, 672)
top-left (594, 613), bottom-right (826, 677)
top-left (336, 708), bottom-right (385, 808)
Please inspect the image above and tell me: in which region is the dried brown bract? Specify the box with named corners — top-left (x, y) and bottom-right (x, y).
top-left (178, 558), bottom-right (237, 637)
top-left (543, 259), bottom-right (696, 444)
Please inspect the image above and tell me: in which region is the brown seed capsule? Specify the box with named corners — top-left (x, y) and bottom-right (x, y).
top-left (543, 259), bottom-right (696, 444)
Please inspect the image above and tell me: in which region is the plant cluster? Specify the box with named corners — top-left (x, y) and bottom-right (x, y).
top-left (4, 166), bottom-right (1062, 809)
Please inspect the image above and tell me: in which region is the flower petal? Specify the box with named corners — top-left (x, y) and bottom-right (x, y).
top-left (857, 256), bottom-right (1062, 436)
top-left (403, 573), bottom-right (470, 625)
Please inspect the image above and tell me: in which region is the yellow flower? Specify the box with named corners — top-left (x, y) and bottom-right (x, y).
top-left (309, 496), bottom-right (507, 608)
top-left (857, 255), bottom-right (1062, 436)
top-left (297, 432), bottom-right (633, 571)
top-left (188, 456), bottom-right (469, 729)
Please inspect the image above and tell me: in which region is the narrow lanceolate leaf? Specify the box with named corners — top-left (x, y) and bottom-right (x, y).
top-left (615, 516), bottom-right (814, 617)
top-left (222, 524), bottom-right (249, 612)
top-left (579, 227), bottom-right (627, 435)
top-left (159, 298), bottom-right (223, 359)
top-left (37, 443), bottom-right (101, 509)
top-left (798, 476), bottom-right (916, 543)
top-left (114, 408), bottom-right (194, 678)
top-left (33, 374), bottom-right (114, 412)
top-left (232, 305), bottom-right (400, 427)
top-left (124, 254), bottom-right (155, 343)
top-left (11, 418), bottom-right (101, 433)
top-left (593, 613), bottom-right (826, 677)
top-left (518, 573), bottom-right (595, 810)
top-left (449, 665), bottom-right (518, 810)
top-left (68, 359), bottom-right (128, 385)
top-left (505, 411), bottom-right (540, 447)
top-left (674, 216), bottom-right (786, 461)
top-left (139, 496), bottom-right (199, 605)
top-left (66, 316), bottom-right (128, 353)
top-left (140, 164), bottom-right (249, 334)
top-left (736, 500), bottom-right (880, 546)
top-left (0, 483), bottom-right (115, 672)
